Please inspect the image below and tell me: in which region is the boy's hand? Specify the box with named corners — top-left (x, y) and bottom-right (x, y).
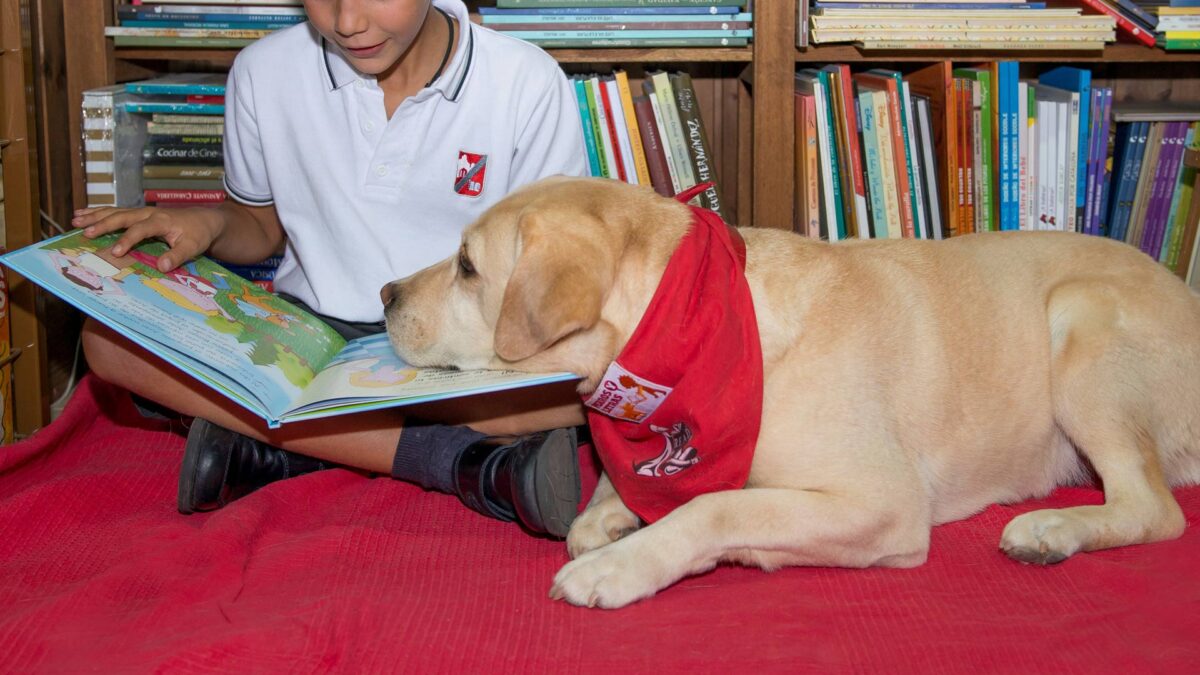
top-left (72, 206), bottom-right (224, 273)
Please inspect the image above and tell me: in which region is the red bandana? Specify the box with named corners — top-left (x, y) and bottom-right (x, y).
top-left (582, 183), bottom-right (763, 523)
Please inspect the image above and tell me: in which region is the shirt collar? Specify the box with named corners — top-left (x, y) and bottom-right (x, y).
top-left (319, 0), bottom-right (476, 102)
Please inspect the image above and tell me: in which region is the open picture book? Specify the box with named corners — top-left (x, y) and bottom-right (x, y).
top-left (0, 231), bottom-right (577, 428)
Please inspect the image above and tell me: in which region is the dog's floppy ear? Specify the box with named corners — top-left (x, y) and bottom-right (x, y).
top-left (493, 211), bottom-right (614, 363)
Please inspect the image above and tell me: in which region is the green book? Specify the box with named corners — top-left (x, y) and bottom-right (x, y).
top-left (1166, 123), bottom-right (1200, 270)
top-left (583, 77), bottom-right (611, 179)
top-left (817, 69), bottom-right (847, 241)
top-left (112, 35), bottom-right (256, 48)
top-left (0, 231), bottom-right (576, 428)
top-left (954, 67), bottom-right (995, 231)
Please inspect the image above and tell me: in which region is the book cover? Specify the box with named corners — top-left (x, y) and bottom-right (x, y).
top-left (0, 232), bottom-right (576, 429)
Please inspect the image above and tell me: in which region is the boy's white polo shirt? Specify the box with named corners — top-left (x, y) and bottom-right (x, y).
top-left (223, 0), bottom-right (587, 323)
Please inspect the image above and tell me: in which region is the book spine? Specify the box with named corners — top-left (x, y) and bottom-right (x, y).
top-left (142, 143), bottom-right (223, 164)
top-left (606, 77), bottom-right (639, 185)
top-left (572, 79), bottom-right (602, 177)
top-left (836, 66), bottom-right (870, 238)
top-left (615, 71), bottom-right (652, 186)
top-left (858, 91), bottom-right (885, 239)
top-left (525, 37), bottom-right (747, 47)
top-left (1159, 126), bottom-right (1192, 263)
top-left (597, 78), bottom-right (628, 182)
top-left (142, 165), bottom-right (223, 179)
top-left (144, 189), bottom-right (226, 203)
top-left (1093, 90), bottom-right (1115, 237)
top-left (480, 12), bottom-right (753, 24)
top-left (817, 71), bottom-right (847, 240)
top-left (671, 72), bottom-right (727, 220)
top-left (583, 78), bottom-right (611, 179)
top-left (497, 0), bottom-right (745, 7)
top-left (873, 90), bottom-right (902, 240)
top-left (1166, 124), bottom-right (1200, 270)
top-left (823, 69), bottom-right (857, 238)
top-left (496, 28), bottom-right (753, 38)
top-left (648, 72), bottom-right (697, 193)
top-left (632, 94), bottom-right (674, 197)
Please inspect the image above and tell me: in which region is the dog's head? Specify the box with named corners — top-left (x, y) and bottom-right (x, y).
top-left (382, 176), bottom-right (691, 391)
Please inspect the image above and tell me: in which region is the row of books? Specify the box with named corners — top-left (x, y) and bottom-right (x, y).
top-left (572, 70), bottom-right (727, 221)
top-left (479, 3), bottom-right (753, 49)
top-left (807, 1), bottom-right (1117, 51)
top-left (83, 71), bottom-right (279, 289)
top-left (105, 1), bottom-right (306, 49)
top-left (1068, 0), bottom-right (1200, 50)
top-left (792, 60), bottom-right (1200, 278)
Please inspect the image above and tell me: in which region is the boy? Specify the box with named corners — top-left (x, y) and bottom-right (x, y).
top-left (74, 0), bottom-right (590, 537)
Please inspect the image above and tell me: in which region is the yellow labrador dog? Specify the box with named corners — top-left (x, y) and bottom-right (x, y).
top-left (382, 176), bottom-right (1200, 609)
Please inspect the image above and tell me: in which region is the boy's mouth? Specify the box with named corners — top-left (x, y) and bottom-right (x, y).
top-left (343, 40), bottom-right (386, 58)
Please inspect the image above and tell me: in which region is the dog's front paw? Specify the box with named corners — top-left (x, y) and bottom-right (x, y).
top-left (550, 537), bottom-right (668, 609)
top-left (1000, 509), bottom-right (1087, 564)
top-left (566, 497), bottom-right (641, 559)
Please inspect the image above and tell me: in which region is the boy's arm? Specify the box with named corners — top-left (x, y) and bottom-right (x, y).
top-left (72, 199), bottom-right (284, 273)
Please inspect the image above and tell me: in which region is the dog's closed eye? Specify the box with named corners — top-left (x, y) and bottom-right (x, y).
top-left (458, 246), bottom-right (476, 278)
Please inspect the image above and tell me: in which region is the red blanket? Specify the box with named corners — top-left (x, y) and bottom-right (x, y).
top-left (2, 375), bottom-right (1197, 672)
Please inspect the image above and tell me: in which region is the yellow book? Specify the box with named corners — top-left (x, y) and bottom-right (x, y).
top-left (614, 70), bottom-right (652, 186)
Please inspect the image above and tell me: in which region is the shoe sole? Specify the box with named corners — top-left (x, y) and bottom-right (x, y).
top-left (177, 422), bottom-right (205, 515)
top-left (533, 427), bottom-right (582, 539)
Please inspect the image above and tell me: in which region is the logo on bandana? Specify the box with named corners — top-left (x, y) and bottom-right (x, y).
top-left (635, 422), bottom-right (700, 477)
top-left (584, 362), bottom-right (672, 423)
top-left (454, 151), bottom-right (487, 197)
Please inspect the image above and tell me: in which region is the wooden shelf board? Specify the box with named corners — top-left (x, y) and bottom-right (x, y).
top-left (796, 42), bottom-right (1200, 63)
top-left (113, 46), bottom-right (753, 65)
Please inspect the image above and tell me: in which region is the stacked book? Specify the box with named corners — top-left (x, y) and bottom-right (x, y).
top-left (479, 1), bottom-right (752, 48)
top-left (1157, 3), bottom-right (1200, 50)
top-left (808, 0), bottom-right (1116, 50)
top-left (573, 70), bottom-right (728, 221)
top-left (791, 61), bottom-right (1200, 282)
top-left (105, 1), bottom-right (307, 49)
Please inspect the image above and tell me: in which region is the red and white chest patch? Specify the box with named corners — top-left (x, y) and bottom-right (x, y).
top-left (454, 151), bottom-right (487, 197)
top-left (583, 362), bottom-right (673, 423)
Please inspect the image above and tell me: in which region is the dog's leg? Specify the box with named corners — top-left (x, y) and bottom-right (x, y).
top-left (566, 472), bottom-right (641, 559)
top-left (551, 488), bottom-right (928, 609)
top-left (1000, 283), bottom-right (1188, 564)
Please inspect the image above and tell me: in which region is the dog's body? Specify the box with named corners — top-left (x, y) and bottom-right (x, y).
top-left (384, 177), bottom-right (1200, 608)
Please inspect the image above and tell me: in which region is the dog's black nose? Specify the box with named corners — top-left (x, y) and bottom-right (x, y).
top-left (380, 282), bottom-right (399, 308)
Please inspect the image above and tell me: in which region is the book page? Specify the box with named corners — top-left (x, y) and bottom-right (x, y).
top-left (0, 232), bottom-right (346, 421)
top-left (285, 333), bottom-right (578, 421)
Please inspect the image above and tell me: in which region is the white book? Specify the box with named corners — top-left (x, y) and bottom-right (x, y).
top-left (1056, 98), bottom-right (1070, 231)
top-left (1036, 98), bottom-right (1053, 230)
top-left (589, 78), bottom-right (619, 181)
top-left (603, 77), bottom-right (638, 186)
top-left (1064, 91), bottom-right (1081, 231)
top-left (902, 81), bottom-right (927, 239)
top-left (970, 80), bottom-right (984, 231)
top-left (647, 93), bottom-right (682, 194)
top-left (1017, 81), bottom-right (1031, 230)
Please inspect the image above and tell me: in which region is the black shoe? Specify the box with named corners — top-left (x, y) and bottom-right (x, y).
top-left (454, 427), bottom-right (582, 538)
top-left (178, 418), bottom-right (330, 514)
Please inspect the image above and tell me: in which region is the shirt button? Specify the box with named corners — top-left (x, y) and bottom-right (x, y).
top-left (375, 164), bottom-right (389, 177)
top-left (363, 122), bottom-right (375, 133)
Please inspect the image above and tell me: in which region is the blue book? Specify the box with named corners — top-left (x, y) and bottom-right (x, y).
top-left (996, 62), bottom-right (1018, 230)
top-left (479, 6), bottom-right (742, 14)
top-left (573, 78), bottom-right (602, 177)
top-left (1093, 89), bottom-right (1115, 237)
top-left (1113, 121), bottom-right (1150, 243)
top-left (1103, 122), bottom-right (1133, 238)
top-left (500, 29), bottom-right (753, 38)
top-left (120, 20), bottom-right (297, 30)
top-left (125, 102), bottom-right (224, 115)
top-left (125, 73), bottom-right (226, 96)
top-left (1039, 67), bottom-right (1091, 231)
